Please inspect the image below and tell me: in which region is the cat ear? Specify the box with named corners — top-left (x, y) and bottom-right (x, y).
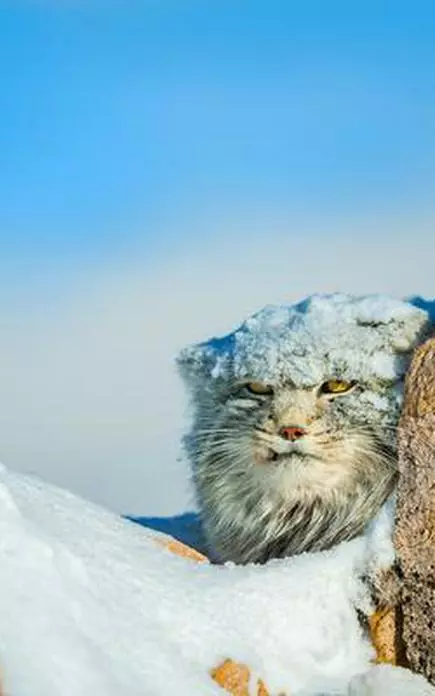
top-left (355, 298), bottom-right (435, 354)
top-left (390, 306), bottom-right (434, 354)
top-left (176, 334), bottom-right (235, 393)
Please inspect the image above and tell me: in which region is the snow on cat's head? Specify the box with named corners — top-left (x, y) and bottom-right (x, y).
top-left (179, 293), bottom-right (433, 408)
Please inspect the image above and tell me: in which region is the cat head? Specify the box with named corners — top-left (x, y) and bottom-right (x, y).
top-left (177, 293), bottom-right (434, 502)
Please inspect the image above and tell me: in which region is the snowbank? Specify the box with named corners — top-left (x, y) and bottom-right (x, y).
top-left (0, 465), bottom-right (433, 695)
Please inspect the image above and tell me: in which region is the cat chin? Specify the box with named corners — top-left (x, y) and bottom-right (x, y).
top-left (259, 453), bottom-right (357, 499)
top-left (252, 441), bottom-right (312, 465)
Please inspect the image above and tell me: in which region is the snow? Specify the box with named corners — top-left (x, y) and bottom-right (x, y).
top-left (178, 293), bottom-right (434, 393)
top-left (0, 465), bottom-right (434, 695)
top-left (348, 665), bottom-right (435, 695)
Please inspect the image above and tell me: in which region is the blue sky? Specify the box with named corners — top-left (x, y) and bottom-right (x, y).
top-left (1, 1), bottom-right (435, 513)
top-left (1, 0), bottom-right (435, 267)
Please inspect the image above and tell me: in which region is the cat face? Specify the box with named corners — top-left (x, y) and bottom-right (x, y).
top-left (207, 376), bottom-right (393, 500)
top-left (185, 370), bottom-right (397, 509)
top-left (177, 294), bottom-right (433, 562)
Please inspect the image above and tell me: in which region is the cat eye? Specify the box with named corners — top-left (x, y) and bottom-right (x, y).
top-left (320, 379), bottom-right (355, 396)
top-left (245, 382), bottom-right (274, 396)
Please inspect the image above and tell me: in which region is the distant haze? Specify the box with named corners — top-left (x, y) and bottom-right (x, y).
top-left (0, 215), bottom-right (433, 515)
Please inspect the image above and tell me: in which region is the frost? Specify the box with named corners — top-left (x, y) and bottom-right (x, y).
top-left (359, 391), bottom-right (390, 412)
top-left (178, 293), bottom-right (433, 390)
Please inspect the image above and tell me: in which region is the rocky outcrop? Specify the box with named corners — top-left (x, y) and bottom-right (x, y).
top-left (394, 334), bottom-right (435, 683)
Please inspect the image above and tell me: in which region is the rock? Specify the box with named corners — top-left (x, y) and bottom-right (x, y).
top-left (394, 334), bottom-right (435, 683)
top-left (210, 660), bottom-right (271, 696)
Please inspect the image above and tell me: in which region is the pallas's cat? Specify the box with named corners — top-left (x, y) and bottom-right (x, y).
top-left (177, 293), bottom-right (433, 564)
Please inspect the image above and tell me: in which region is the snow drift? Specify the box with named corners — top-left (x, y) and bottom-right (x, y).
top-left (0, 465), bottom-right (433, 695)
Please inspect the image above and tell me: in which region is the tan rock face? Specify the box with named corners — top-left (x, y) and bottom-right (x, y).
top-left (395, 335), bottom-right (435, 684)
top-left (368, 606), bottom-right (401, 666)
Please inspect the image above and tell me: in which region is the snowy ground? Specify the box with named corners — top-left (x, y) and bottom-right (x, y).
top-left (0, 465), bottom-right (434, 695)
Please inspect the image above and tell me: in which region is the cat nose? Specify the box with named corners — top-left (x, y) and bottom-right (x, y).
top-left (279, 426), bottom-right (307, 442)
